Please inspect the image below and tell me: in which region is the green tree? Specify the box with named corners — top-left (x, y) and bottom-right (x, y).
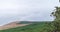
top-left (51, 7), bottom-right (60, 32)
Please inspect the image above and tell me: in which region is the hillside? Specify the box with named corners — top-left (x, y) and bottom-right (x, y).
top-left (0, 21), bottom-right (29, 30)
top-left (0, 22), bottom-right (54, 32)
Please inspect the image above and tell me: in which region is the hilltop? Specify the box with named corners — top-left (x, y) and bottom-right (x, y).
top-left (0, 21), bottom-right (54, 32)
top-left (0, 21), bottom-right (30, 30)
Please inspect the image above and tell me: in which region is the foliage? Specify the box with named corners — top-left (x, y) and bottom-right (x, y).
top-left (51, 7), bottom-right (60, 32)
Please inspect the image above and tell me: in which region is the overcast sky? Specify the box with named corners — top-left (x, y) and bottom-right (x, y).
top-left (0, 0), bottom-right (59, 26)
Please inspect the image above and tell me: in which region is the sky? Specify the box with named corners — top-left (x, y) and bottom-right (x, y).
top-left (0, 0), bottom-right (59, 26)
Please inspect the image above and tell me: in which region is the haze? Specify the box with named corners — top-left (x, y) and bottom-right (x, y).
top-left (0, 0), bottom-right (59, 26)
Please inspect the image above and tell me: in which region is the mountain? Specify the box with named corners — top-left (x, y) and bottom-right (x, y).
top-left (0, 21), bottom-right (29, 30)
top-left (0, 22), bottom-right (54, 32)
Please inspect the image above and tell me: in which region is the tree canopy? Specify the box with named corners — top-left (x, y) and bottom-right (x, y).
top-left (52, 7), bottom-right (60, 32)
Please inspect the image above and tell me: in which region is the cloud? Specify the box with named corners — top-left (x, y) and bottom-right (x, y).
top-left (0, 0), bottom-right (59, 25)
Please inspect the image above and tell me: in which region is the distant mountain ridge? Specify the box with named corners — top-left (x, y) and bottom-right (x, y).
top-left (0, 22), bottom-right (53, 32)
top-left (0, 21), bottom-right (30, 30)
top-left (0, 21), bottom-right (47, 30)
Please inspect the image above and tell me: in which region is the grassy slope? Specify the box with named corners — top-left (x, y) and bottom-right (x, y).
top-left (0, 22), bottom-right (54, 32)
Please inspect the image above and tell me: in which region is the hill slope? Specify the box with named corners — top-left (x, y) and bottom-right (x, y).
top-left (0, 21), bottom-right (29, 30)
top-left (0, 22), bottom-right (54, 32)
